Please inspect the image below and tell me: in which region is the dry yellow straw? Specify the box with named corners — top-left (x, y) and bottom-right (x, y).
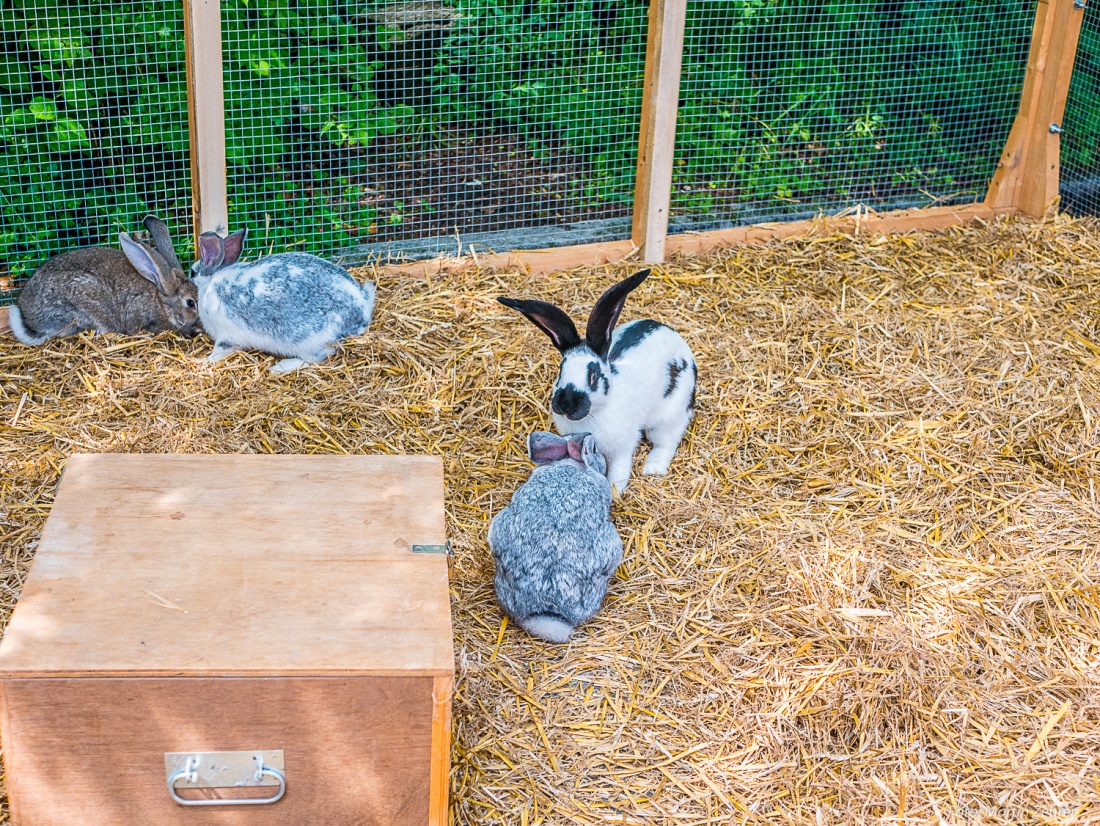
top-left (2, 213), bottom-right (1099, 824)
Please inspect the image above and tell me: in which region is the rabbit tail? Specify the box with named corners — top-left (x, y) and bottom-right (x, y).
top-left (519, 614), bottom-right (574, 644)
top-left (7, 307), bottom-right (50, 345)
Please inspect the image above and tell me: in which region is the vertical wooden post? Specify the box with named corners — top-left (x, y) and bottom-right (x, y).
top-left (632, 0), bottom-right (688, 263)
top-left (985, 0), bottom-right (1086, 214)
top-left (183, 0), bottom-right (229, 245)
top-left (429, 674), bottom-right (453, 826)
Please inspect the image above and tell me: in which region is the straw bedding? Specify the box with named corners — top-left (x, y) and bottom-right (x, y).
top-left (1, 214), bottom-right (1099, 824)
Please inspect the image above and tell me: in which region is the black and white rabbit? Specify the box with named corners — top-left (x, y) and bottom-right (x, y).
top-left (9, 216), bottom-right (200, 344)
top-left (489, 431), bottom-right (623, 644)
top-left (498, 270), bottom-right (696, 493)
top-left (191, 228), bottom-right (376, 374)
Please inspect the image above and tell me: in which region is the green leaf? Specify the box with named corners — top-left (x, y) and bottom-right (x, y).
top-left (52, 118), bottom-right (90, 149)
top-left (28, 97), bottom-right (58, 121)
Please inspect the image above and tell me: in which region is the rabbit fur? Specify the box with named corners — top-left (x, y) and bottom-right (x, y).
top-left (191, 228), bottom-right (376, 374)
top-left (498, 270), bottom-right (696, 493)
top-left (8, 216), bottom-right (199, 344)
top-left (489, 432), bottom-right (623, 644)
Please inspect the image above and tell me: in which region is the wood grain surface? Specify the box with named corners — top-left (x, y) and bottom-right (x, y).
top-left (0, 454), bottom-right (453, 677)
top-left (1, 676), bottom-right (435, 825)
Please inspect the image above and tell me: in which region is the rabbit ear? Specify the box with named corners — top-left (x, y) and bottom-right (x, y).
top-left (564, 433), bottom-right (587, 462)
top-left (498, 297), bottom-right (582, 353)
top-left (585, 269), bottom-right (650, 358)
top-left (528, 431), bottom-right (570, 464)
top-left (119, 233), bottom-right (176, 295)
top-left (222, 228), bottom-right (247, 265)
top-left (579, 434), bottom-right (606, 475)
top-left (197, 232), bottom-right (225, 268)
top-left (142, 215), bottom-right (181, 272)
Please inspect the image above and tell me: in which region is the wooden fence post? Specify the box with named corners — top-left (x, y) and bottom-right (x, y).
top-left (183, 0), bottom-right (229, 245)
top-left (632, 0), bottom-right (688, 263)
top-left (985, 0), bottom-right (1087, 214)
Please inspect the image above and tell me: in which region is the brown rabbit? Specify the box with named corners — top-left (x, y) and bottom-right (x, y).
top-left (8, 216), bottom-right (200, 344)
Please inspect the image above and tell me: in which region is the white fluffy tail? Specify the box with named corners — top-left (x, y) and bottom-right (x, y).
top-left (361, 281), bottom-right (377, 324)
top-left (520, 615), bottom-right (574, 644)
top-left (7, 307), bottom-right (50, 345)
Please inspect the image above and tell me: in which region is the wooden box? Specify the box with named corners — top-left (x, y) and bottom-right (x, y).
top-left (0, 454), bottom-right (453, 825)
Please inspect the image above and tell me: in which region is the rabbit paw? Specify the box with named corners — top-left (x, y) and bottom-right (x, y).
top-left (271, 357), bottom-right (311, 375)
top-left (206, 342), bottom-right (239, 363)
top-left (641, 448), bottom-right (675, 476)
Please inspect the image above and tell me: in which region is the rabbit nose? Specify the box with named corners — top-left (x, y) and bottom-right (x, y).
top-left (552, 386), bottom-right (590, 421)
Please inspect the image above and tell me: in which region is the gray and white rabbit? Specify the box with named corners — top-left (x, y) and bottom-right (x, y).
top-left (190, 227), bottom-right (376, 374)
top-left (498, 270), bottom-right (696, 494)
top-left (488, 431), bottom-right (623, 644)
top-left (8, 216), bottom-right (200, 344)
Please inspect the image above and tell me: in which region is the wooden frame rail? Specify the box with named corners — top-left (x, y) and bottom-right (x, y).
top-left (371, 203), bottom-right (1014, 278)
top-left (986, 0), bottom-right (1087, 214)
top-left (183, 0), bottom-right (229, 246)
top-left (632, 0), bottom-right (688, 263)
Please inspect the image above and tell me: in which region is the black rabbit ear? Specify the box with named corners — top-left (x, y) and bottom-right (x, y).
top-left (222, 228), bottom-right (247, 265)
top-left (142, 215), bottom-right (182, 272)
top-left (585, 269), bottom-right (651, 357)
top-left (197, 232), bottom-right (224, 268)
top-left (497, 297), bottom-right (582, 353)
top-left (528, 432), bottom-right (569, 465)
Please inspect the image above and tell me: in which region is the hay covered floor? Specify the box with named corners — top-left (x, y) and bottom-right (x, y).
top-left (2, 215), bottom-right (1100, 824)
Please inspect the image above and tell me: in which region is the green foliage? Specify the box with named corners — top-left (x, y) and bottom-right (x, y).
top-left (673, 0), bottom-right (1034, 214)
top-left (0, 0), bottom-right (1038, 300)
top-left (1061, 10), bottom-right (1100, 191)
top-left (0, 0), bottom-right (190, 287)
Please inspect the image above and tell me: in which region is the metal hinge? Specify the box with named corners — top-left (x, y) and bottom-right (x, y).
top-left (411, 541), bottom-right (452, 557)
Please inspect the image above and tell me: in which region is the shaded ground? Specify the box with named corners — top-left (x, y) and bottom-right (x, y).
top-left (300, 130), bottom-right (633, 244)
top-left (2, 215), bottom-right (1100, 823)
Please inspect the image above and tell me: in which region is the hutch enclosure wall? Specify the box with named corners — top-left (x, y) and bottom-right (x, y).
top-left (0, 0), bottom-right (1096, 306)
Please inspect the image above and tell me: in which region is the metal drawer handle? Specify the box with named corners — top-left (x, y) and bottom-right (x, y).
top-left (165, 751), bottom-right (286, 807)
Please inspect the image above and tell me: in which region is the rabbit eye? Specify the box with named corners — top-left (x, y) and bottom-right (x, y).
top-left (587, 362), bottom-right (602, 392)
top-left (185, 298), bottom-right (197, 310)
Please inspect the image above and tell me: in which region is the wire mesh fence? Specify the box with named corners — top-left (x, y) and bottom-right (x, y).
top-left (1061, 1), bottom-right (1100, 215)
top-left (0, 0), bottom-right (1063, 306)
top-left (220, 0), bottom-right (646, 265)
top-left (670, 0), bottom-right (1038, 231)
top-left (0, 0), bottom-right (192, 306)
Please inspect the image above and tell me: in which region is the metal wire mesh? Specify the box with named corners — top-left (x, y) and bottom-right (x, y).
top-left (670, 0), bottom-right (1037, 231)
top-left (0, 1), bottom-right (192, 305)
top-left (0, 1), bottom-right (1054, 301)
top-left (1061, 2), bottom-right (1100, 215)
top-left (220, 0), bottom-right (646, 264)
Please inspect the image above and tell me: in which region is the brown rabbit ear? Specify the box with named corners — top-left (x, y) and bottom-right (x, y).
top-left (222, 228), bottom-right (247, 265)
top-left (119, 233), bottom-right (177, 295)
top-left (142, 215), bottom-right (181, 272)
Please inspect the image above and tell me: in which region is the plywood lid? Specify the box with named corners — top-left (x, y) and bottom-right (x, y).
top-left (0, 454), bottom-right (454, 678)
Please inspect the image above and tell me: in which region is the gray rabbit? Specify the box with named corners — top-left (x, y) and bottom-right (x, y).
top-left (489, 431), bottom-right (623, 643)
top-left (191, 227), bottom-right (376, 374)
top-left (8, 216), bottom-right (200, 344)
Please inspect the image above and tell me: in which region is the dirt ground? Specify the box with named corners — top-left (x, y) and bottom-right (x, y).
top-left (1, 214), bottom-right (1099, 824)
top-left (318, 130), bottom-right (632, 243)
